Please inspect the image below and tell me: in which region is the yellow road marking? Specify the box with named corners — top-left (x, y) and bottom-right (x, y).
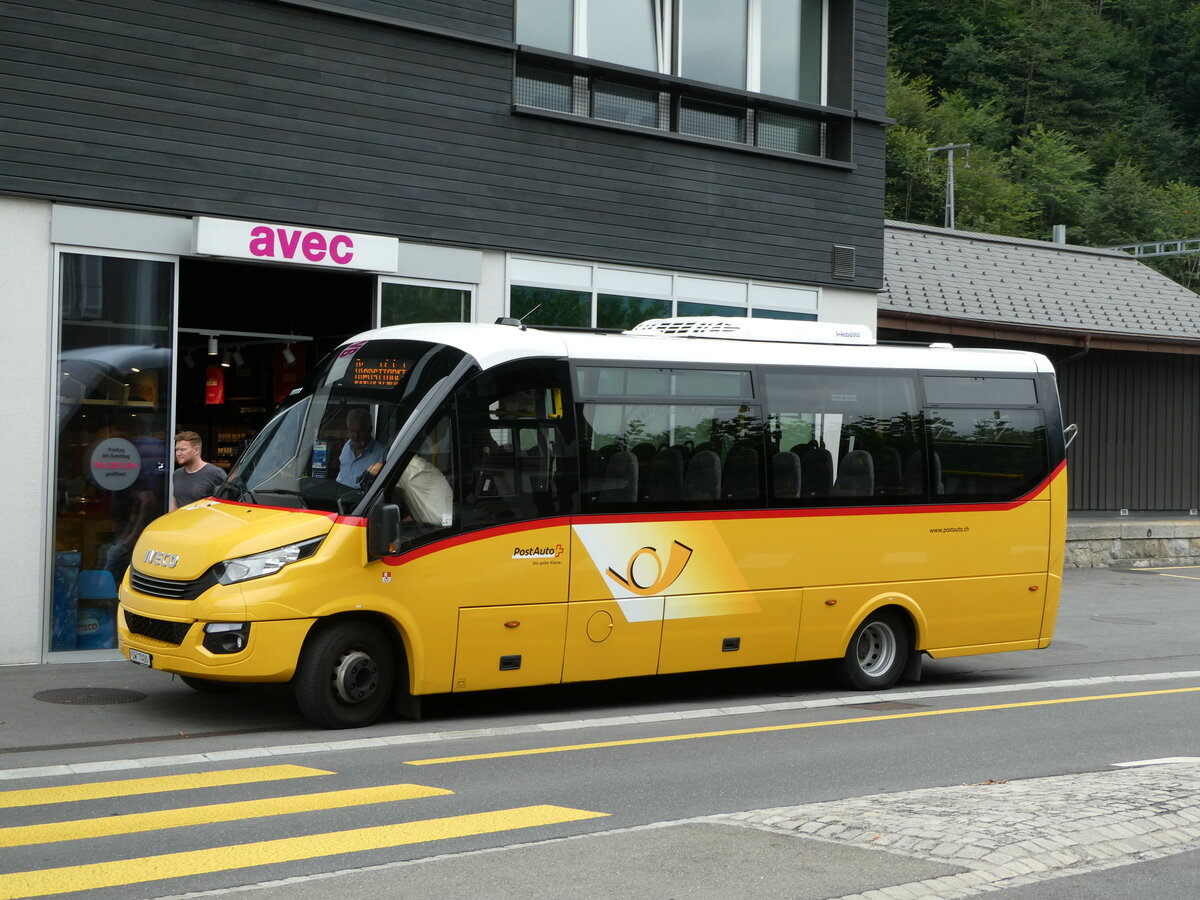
top-left (1155, 573), bottom-right (1200, 581)
top-left (1140, 565), bottom-right (1200, 570)
top-left (0, 766), bottom-right (332, 809)
top-left (405, 686), bottom-right (1200, 765)
top-left (0, 783), bottom-right (451, 848)
top-left (0, 805), bottom-right (608, 898)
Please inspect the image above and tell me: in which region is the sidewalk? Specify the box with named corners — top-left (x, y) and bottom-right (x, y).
top-left (0, 658), bottom-right (311, 764)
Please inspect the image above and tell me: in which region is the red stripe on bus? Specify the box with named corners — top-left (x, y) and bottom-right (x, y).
top-left (379, 461), bottom-right (1067, 565)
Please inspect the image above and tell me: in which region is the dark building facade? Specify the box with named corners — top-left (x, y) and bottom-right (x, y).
top-left (879, 220), bottom-right (1200, 517)
top-left (0, 1), bottom-right (889, 663)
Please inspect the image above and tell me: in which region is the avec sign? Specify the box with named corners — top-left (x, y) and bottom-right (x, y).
top-left (193, 217), bottom-right (400, 272)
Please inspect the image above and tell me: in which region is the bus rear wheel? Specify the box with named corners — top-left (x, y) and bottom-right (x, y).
top-left (293, 621), bottom-right (394, 729)
top-left (835, 609), bottom-right (910, 691)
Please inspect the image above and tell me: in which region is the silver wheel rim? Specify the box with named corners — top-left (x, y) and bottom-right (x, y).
top-left (332, 649), bottom-right (379, 704)
top-left (855, 621), bottom-right (897, 677)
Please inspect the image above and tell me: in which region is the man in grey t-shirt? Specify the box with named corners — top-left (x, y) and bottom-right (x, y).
top-left (170, 431), bottom-right (226, 511)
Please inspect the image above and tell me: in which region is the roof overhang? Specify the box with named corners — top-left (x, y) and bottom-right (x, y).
top-left (878, 309), bottom-right (1200, 356)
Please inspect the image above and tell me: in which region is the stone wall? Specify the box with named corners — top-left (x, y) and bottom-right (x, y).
top-left (1065, 519), bottom-right (1200, 568)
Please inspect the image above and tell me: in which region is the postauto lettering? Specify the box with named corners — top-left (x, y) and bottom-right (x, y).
top-left (512, 545), bottom-right (561, 559)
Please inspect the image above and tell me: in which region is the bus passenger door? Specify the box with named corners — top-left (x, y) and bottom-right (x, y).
top-left (448, 359), bottom-right (576, 692)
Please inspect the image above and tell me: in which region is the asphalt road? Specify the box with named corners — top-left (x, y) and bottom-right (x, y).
top-left (0, 566), bottom-right (1197, 899)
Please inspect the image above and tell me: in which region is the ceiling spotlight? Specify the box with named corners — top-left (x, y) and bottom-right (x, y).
top-left (220, 350), bottom-right (232, 368)
top-left (207, 335), bottom-right (219, 356)
top-left (282, 344), bottom-right (296, 364)
top-left (232, 348), bottom-right (245, 368)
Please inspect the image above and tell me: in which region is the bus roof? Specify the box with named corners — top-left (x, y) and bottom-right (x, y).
top-left (349, 321), bottom-right (1055, 375)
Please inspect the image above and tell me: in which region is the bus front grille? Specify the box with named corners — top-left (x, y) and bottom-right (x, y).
top-left (129, 568), bottom-right (217, 600)
top-left (123, 611), bottom-right (192, 646)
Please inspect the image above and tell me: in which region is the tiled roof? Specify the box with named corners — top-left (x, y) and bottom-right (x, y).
top-left (881, 220), bottom-right (1200, 341)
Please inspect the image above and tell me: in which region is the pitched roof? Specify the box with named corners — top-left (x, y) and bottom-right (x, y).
top-left (880, 220), bottom-right (1200, 348)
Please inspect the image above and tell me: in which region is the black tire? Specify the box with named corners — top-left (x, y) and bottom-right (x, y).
top-left (292, 620), bottom-right (395, 729)
top-left (834, 609), bottom-right (910, 691)
top-left (180, 675), bottom-right (242, 693)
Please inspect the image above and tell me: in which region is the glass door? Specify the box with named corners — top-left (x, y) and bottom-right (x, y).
top-left (51, 251), bottom-right (175, 654)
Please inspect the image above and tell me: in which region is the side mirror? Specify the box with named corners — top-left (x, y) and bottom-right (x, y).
top-left (367, 503), bottom-right (402, 558)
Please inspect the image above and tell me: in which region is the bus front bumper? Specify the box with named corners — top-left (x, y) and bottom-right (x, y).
top-left (117, 606), bottom-right (316, 683)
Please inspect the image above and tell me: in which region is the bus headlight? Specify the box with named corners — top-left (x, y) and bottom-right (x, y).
top-left (214, 537), bottom-right (324, 586)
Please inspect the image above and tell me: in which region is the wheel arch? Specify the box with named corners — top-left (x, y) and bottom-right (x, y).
top-left (298, 608), bottom-right (413, 690)
top-left (837, 591), bottom-right (925, 657)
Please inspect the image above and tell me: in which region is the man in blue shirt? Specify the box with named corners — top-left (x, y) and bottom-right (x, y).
top-left (336, 408), bottom-right (386, 488)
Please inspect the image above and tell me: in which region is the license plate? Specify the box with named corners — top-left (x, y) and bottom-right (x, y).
top-left (129, 648), bottom-right (152, 668)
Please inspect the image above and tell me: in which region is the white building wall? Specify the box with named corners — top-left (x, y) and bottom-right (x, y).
top-left (0, 197), bottom-right (53, 665)
top-left (820, 286), bottom-right (878, 331)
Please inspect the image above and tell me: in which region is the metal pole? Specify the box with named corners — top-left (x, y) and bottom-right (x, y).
top-left (927, 143), bottom-right (971, 230)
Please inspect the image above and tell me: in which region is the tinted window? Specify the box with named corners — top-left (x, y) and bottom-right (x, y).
top-left (579, 401), bottom-right (765, 512)
top-left (576, 367), bottom-right (752, 399)
top-left (456, 360), bottom-right (576, 530)
top-left (924, 376), bottom-right (1037, 406)
top-left (926, 408), bottom-right (1048, 501)
top-left (763, 370), bottom-right (925, 504)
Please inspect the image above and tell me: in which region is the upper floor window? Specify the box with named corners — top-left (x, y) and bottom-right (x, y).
top-left (517, 0), bottom-right (826, 104)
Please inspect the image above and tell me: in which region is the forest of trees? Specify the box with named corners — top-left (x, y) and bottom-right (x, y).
top-left (886, 0), bottom-right (1200, 288)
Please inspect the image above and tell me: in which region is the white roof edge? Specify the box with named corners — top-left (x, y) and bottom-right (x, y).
top-left (338, 322), bottom-right (1047, 375)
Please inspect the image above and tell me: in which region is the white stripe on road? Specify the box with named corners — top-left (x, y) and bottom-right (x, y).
top-left (2, 669), bottom-right (1198, 782)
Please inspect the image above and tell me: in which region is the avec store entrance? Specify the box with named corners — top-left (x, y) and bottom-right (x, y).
top-left (52, 242), bottom-right (467, 658)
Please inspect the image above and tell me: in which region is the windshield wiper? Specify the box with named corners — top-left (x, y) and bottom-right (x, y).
top-left (224, 474), bottom-right (258, 504)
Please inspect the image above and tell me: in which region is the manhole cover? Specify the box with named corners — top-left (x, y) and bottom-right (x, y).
top-left (34, 688), bottom-right (146, 705)
top-left (846, 701), bottom-right (925, 711)
top-left (1090, 615), bottom-right (1155, 626)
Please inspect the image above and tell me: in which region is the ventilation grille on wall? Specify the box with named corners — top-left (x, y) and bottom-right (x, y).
top-left (832, 245), bottom-right (856, 278)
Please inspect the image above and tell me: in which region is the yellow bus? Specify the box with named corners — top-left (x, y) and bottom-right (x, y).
top-left (119, 318), bottom-right (1069, 728)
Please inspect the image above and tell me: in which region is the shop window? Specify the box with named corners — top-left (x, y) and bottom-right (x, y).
top-left (510, 285), bottom-right (591, 328)
top-left (596, 294), bottom-right (671, 330)
top-left (510, 258), bottom-right (819, 328)
top-left (381, 283), bottom-right (471, 325)
top-left (678, 301), bottom-right (747, 318)
top-left (751, 308), bottom-right (818, 321)
top-left (53, 253), bottom-right (174, 653)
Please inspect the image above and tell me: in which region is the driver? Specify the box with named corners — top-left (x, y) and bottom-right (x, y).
top-left (336, 408), bottom-right (386, 488)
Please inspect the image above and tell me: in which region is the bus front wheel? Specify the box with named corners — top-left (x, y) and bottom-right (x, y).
top-left (835, 610), bottom-right (910, 691)
top-left (293, 621), bottom-right (394, 729)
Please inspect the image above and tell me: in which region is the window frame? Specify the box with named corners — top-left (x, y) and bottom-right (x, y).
top-left (377, 277), bottom-right (475, 327)
top-left (507, 255), bottom-right (821, 329)
top-left (520, 0), bottom-right (828, 104)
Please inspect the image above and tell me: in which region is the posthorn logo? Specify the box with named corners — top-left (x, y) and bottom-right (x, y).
top-left (606, 540), bottom-right (693, 595)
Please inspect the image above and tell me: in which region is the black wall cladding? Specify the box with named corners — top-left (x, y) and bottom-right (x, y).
top-left (0, 0), bottom-right (886, 290)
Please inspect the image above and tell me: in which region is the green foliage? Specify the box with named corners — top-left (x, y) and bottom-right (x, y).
top-left (888, 0), bottom-right (1200, 279)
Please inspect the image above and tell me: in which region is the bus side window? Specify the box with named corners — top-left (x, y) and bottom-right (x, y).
top-left (455, 360), bottom-right (576, 531)
top-left (384, 411), bottom-right (457, 552)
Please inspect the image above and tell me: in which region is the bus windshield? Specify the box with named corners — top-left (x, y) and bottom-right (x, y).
top-left (216, 339), bottom-right (470, 513)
